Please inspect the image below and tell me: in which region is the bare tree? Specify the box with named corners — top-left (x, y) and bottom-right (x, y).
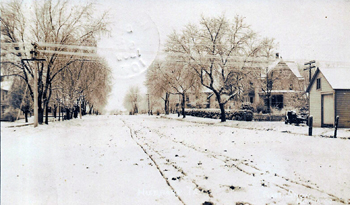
top-left (256, 38), bottom-right (279, 113)
top-left (165, 15), bottom-right (275, 122)
top-left (146, 58), bottom-right (200, 118)
top-left (123, 86), bottom-right (142, 115)
top-left (163, 59), bottom-right (200, 118)
top-left (145, 60), bottom-right (172, 115)
top-left (53, 58), bottom-right (111, 119)
top-left (1, 0), bottom-right (109, 124)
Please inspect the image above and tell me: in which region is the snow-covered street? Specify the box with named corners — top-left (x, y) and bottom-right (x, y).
top-left (2, 115), bottom-right (350, 204)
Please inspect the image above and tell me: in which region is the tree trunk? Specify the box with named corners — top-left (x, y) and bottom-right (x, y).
top-left (182, 93), bottom-right (186, 118)
top-left (45, 104), bottom-right (49, 124)
top-left (53, 105), bottom-right (57, 118)
top-left (58, 106), bottom-right (61, 121)
top-left (164, 93), bottom-right (170, 115)
top-left (266, 94), bottom-right (271, 113)
top-left (214, 91), bottom-right (226, 122)
top-left (134, 104), bottom-right (138, 114)
top-left (38, 107), bottom-right (44, 124)
top-left (219, 103), bottom-right (226, 122)
top-left (82, 100), bottom-right (86, 116)
top-left (79, 103), bottom-right (82, 119)
top-left (66, 108), bottom-right (70, 120)
top-left (89, 105), bottom-right (93, 115)
top-left (24, 111), bottom-right (28, 123)
top-left (166, 99), bottom-right (169, 115)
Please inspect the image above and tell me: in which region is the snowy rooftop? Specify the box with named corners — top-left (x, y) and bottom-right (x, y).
top-left (320, 67), bottom-right (350, 89)
top-left (285, 61), bottom-right (303, 78)
top-left (262, 60), bottom-right (303, 79)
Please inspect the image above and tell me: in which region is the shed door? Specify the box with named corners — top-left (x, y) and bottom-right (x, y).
top-left (322, 94), bottom-right (334, 126)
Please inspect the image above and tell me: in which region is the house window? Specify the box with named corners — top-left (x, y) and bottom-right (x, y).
top-left (271, 95), bottom-right (284, 109)
top-left (250, 96), bottom-right (254, 104)
top-left (316, 78), bottom-right (321, 90)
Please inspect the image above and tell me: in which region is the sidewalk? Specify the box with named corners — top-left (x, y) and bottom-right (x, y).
top-left (2, 116), bottom-right (73, 128)
top-left (161, 114), bottom-right (350, 139)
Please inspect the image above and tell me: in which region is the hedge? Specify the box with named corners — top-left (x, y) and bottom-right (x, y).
top-left (184, 109), bottom-right (253, 121)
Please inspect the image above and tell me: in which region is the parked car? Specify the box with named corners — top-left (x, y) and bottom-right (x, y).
top-left (285, 110), bottom-right (308, 125)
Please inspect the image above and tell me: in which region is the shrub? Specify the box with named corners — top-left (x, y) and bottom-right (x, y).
top-left (255, 101), bottom-right (268, 114)
top-left (240, 102), bottom-right (254, 112)
top-left (2, 107), bottom-right (19, 122)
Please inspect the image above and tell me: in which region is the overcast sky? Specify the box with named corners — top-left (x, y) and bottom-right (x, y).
top-left (95, 0), bottom-right (350, 112)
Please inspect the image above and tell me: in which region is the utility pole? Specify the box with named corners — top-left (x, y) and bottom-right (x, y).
top-left (304, 60), bottom-right (316, 83)
top-left (21, 43), bottom-right (45, 127)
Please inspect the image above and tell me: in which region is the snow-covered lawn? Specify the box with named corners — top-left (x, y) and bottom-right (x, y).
top-left (2, 114), bottom-right (350, 204)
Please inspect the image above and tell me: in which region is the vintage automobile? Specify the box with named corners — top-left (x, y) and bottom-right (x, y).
top-left (285, 110), bottom-right (308, 125)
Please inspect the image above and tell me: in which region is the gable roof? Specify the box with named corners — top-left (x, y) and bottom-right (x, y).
top-left (285, 61), bottom-right (303, 79)
top-left (306, 67), bottom-right (350, 92)
top-left (261, 60), bottom-right (303, 79)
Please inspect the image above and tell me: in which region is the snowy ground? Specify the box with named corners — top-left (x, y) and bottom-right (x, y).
top-left (1, 115), bottom-right (350, 204)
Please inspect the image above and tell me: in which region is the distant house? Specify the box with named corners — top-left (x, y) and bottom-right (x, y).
top-left (306, 67), bottom-right (350, 128)
top-left (255, 60), bottom-right (306, 110)
top-left (171, 89), bottom-right (216, 109)
top-left (0, 78), bottom-right (12, 119)
top-left (183, 59), bottom-right (306, 110)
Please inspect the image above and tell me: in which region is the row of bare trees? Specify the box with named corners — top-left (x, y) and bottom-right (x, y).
top-left (1, 0), bottom-right (111, 124)
top-left (145, 58), bottom-right (200, 118)
top-left (145, 15), bottom-right (277, 122)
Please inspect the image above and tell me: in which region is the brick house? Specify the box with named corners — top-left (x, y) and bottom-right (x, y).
top-left (306, 67), bottom-right (350, 128)
top-left (255, 60), bottom-right (306, 110)
top-left (181, 59), bottom-right (306, 111)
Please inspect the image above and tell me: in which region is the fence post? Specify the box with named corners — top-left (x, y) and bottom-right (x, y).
top-left (308, 115), bottom-right (313, 136)
top-left (334, 116), bottom-right (339, 138)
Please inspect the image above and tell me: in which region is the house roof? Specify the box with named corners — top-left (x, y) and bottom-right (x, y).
top-left (285, 61), bottom-right (303, 78)
top-left (261, 60), bottom-right (304, 79)
top-left (306, 67), bottom-right (350, 92)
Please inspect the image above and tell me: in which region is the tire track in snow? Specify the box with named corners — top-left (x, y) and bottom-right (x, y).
top-left (138, 137), bottom-right (214, 199)
top-left (129, 117), bottom-right (347, 204)
top-left (153, 126), bottom-right (348, 204)
top-left (121, 119), bottom-right (186, 205)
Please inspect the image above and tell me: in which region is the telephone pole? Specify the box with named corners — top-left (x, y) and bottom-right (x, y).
top-left (21, 43), bottom-right (46, 127)
top-left (304, 60), bottom-right (316, 83)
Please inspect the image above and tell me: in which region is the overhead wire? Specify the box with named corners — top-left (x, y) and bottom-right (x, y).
top-left (2, 42), bottom-right (350, 66)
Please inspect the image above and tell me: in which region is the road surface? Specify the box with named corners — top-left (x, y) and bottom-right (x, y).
top-left (2, 115), bottom-right (349, 204)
